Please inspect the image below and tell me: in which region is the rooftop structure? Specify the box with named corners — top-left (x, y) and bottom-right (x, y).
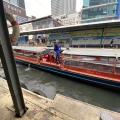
top-left (18, 15), bottom-right (62, 33)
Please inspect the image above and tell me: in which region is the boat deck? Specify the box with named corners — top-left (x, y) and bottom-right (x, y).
top-left (0, 78), bottom-right (120, 120)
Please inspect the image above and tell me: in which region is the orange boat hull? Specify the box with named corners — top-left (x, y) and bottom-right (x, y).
top-left (15, 55), bottom-right (120, 91)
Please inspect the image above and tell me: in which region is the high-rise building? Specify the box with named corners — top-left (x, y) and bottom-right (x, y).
top-left (18, 0), bottom-right (25, 9)
top-left (51, 0), bottom-right (82, 25)
top-left (51, 0), bottom-right (76, 17)
top-left (3, 0), bottom-right (27, 23)
top-left (82, 0), bottom-right (119, 22)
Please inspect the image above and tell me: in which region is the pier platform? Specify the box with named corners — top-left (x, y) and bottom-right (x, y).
top-left (0, 78), bottom-right (120, 120)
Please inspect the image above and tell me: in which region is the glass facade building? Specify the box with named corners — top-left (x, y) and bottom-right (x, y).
top-left (4, 0), bottom-right (25, 9)
top-left (18, 0), bottom-right (25, 9)
top-left (83, 0), bottom-right (90, 8)
top-left (10, 0), bottom-right (18, 6)
top-left (82, 0), bottom-right (120, 22)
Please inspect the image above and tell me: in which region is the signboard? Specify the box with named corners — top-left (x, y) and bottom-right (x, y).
top-left (49, 33), bottom-right (70, 40)
top-left (70, 29), bottom-right (102, 37)
top-left (104, 28), bottom-right (120, 36)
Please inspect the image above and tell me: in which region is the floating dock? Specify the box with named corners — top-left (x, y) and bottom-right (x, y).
top-left (0, 78), bottom-right (120, 120)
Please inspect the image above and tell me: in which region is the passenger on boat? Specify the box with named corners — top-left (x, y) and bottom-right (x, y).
top-left (110, 39), bottom-right (114, 48)
top-left (38, 54), bottom-right (43, 63)
top-left (54, 42), bottom-right (62, 64)
top-left (50, 51), bottom-right (56, 63)
top-left (46, 51), bottom-right (55, 63)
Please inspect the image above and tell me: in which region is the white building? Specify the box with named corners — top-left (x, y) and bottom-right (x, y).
top-left (51, 0), bottom-right (82, 25)
top-left (55, 13), bottom-right (81, 26)
top-left (51, 0), bottom-right (76, 17)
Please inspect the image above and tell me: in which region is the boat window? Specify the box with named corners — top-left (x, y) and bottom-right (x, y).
top-left (63, 54), bottom-right (120, 75)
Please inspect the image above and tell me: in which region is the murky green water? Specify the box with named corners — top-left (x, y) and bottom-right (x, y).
top-left (17, 64), bottom-right (120, 112)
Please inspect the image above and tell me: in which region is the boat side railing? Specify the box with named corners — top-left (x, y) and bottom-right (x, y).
top-left (62, 55), bottom-right (120, 75)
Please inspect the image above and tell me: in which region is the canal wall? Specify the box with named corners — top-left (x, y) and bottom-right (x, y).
top-left (0, 77), bottom-right (120, 120)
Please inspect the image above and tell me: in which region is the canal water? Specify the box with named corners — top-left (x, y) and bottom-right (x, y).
top-left (16, 64), bottom-right (120, 112)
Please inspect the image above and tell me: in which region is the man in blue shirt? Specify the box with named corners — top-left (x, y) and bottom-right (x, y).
top-left (54, 42), bottom-right (61, 64)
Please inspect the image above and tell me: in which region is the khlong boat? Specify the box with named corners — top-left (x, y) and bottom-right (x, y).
top-left (13, 46), bottom-right (120, 90)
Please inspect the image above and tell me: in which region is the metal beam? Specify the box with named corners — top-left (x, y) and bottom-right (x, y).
top-left (0, 0), bottom-right (26, 117)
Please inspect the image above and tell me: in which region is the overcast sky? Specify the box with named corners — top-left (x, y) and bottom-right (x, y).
top-left (24, 0), bottom-right (51, 18)
top-left (24, 0), bottom-right (83, 18)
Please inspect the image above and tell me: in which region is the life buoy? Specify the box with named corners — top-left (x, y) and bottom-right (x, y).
top-left (6, 12), bottom-right (20, 45)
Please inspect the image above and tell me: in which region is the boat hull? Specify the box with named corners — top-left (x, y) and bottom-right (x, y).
top-left (16, 59), bottom-right (120, 91)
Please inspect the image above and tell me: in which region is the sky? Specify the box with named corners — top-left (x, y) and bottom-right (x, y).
top-left (24, 0), bottom-right (83, 18)
top-left (24, 0), bottom-right (51, 18)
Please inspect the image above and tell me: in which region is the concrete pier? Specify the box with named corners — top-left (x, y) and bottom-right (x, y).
top-left (0, 78), bottom-right (120, 120)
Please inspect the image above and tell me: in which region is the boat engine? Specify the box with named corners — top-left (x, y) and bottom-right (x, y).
top-left (6, 12), bottom-right (20, 45)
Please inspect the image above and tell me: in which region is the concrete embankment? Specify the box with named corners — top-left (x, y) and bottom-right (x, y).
top-left (0, 78), bottom-right (120, 120)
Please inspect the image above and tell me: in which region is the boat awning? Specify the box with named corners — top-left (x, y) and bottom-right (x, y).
top-left (13, 46), bottom-right (120, 58)
top-left (12, 46), bottom-right (48, 53)
top-left (63, 48), bottom-right (120, 58)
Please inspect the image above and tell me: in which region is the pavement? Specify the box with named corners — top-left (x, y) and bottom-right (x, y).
top-left (0, 78), bottom-right (120, 120)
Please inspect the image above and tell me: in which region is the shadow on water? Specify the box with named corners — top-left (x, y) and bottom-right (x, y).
top-left (16, 64), bottom-right (120, 112)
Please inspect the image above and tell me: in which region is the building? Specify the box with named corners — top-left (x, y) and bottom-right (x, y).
top-left (18, 16), bottom-right (62, 45)
top-left (54, 13), bottom-right (81, 26)
top-left (82, 0), bottom-right (119, 22)
top-left (30, 16), bottom-right (62, 30)
top-left (48, 20), bottom-right (120, 48)
top-left (51, 0), bottom-right (83, 17)
top-left (3, 0), bottom-right (27, 23)
top-left (51, 0), bottom-right (82, 26)
top-left (83, 0), bottom-right (90, 8)
top-left (51, 0), bottom-right (76, 17)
